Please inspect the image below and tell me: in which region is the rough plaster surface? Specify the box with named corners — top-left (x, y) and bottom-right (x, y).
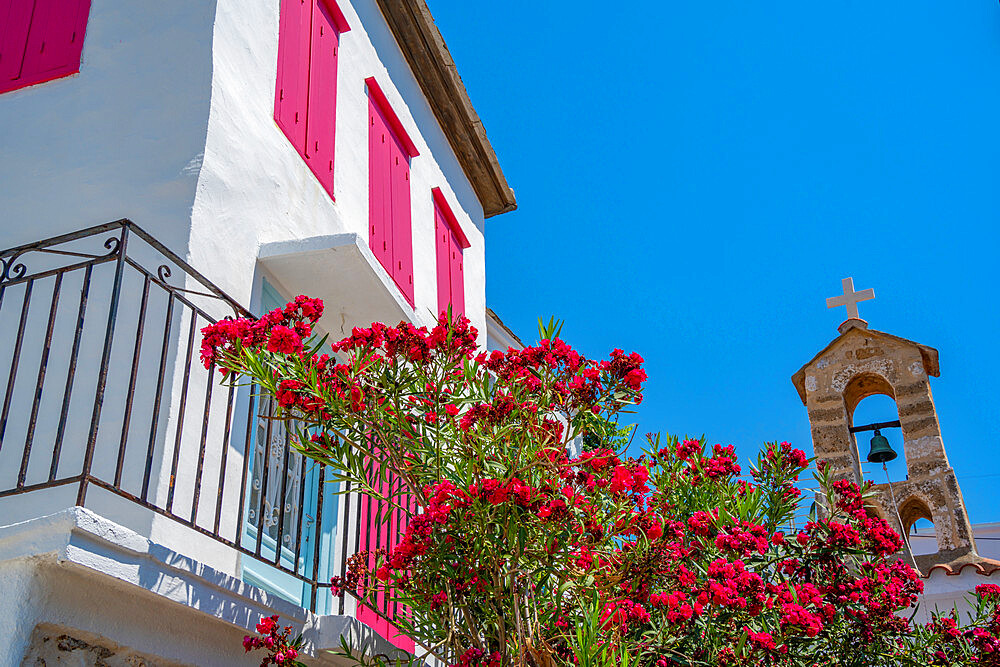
top-left (0, 0), bottom-right (216, 251)
top-left (830, 358), bottom-right (893, 394)
top-left (22, 623), bottom-right (188, 666)
top-left (905, 435), bottom-right (946, 460)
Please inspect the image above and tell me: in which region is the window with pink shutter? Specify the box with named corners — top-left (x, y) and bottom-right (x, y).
top-left (1, 0), bottom-right (92, 95)
top-left (432, 187), bottom-right (470, 318)
top-left (274, 0), bottom-right (348, 199)
top-left (366, 77), bottom-right (419, 306)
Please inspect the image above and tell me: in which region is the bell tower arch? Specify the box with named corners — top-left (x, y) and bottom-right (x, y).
top-left (792, 315), bottom-right (987, 574)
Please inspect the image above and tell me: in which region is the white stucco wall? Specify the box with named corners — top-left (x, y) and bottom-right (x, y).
top-left (0, 0), bottom-right (222, 563)
top-left (916, 568), bottom-right (1000, 625)
top-left (971, 523), bottom-right (1000, 561)
top-left (0, 0), bottom-right (216, 252)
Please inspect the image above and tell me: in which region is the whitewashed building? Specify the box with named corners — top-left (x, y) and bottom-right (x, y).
top-left (0, 0), bottom-right (515, 663)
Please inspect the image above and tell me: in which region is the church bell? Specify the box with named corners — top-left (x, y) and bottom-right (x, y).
top-left (866, 429), bottom-right (897, 464)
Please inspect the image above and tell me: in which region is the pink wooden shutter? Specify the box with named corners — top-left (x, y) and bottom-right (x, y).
top-left (434, 204), bottom-right (451, 315)
top-left (274, 0), bottom-right (310, 155)
top-left (355, 456), bottom-right (416, 651)
top-left (0, 0), bottom-right (32, 90)
top-left (431, 188), bottom-right (470, 317)
top-left (368, 98), bottom-right (393, 273)
top-left (448, 229), bottom-right (465, 317)
top-left (379, 475), bottom-right (397, 638)
top-left (382, 480), bottom-right (415, 652)
top-left (2, 0), bottom-right (91, 95)
top-left (388, 138), bottom-right (413, 306)
top-left (20, 0), bottom-right (89, 81)
top-left (367, 78), bottom-right (418, 305)
top-left (370, 469), bottom-right (389, 640)
top-left (303, 0), bottom-right (339, 198)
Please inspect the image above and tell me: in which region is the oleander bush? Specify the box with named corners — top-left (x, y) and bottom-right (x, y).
top-left (203, 298), bottom-right (1000, 666)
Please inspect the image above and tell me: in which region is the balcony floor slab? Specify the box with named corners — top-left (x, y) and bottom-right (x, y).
top-left (0, 507), bottom-right (399, 665)
top-left (259, 233), bottom-right (434, 337)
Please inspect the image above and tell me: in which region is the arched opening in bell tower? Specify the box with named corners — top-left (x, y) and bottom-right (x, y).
top-left (908, 518), bottom-right (938, 556)
top-left (843, 374), bottom-right (907, 484)
top-left (898, 497), bottom-right (939, 557)
top-left (851, 395), bottom-right (908, 483)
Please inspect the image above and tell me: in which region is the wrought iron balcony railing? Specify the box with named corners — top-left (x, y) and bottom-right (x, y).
top-left (0, 220), bottom-right (358, 612)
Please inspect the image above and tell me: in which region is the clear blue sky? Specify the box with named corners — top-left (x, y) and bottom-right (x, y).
top-left (428, 2), bottom-right (1000, 523)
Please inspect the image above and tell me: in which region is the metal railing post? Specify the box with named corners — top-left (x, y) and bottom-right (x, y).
top-left (77, 224), bottom-right (129, 506)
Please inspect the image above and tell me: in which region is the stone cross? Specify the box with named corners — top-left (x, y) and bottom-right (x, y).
top-left (826, 277), bottom-right (875, 321)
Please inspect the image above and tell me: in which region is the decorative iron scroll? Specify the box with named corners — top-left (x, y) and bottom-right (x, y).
top-left (0, 234), bottom-right (120, 286)
top-left (152, 264), bottom-right (244, 319)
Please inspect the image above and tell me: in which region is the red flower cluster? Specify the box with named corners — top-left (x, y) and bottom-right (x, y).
top-left (602, 598), bottom-right (652, 634)
top-left (201, 295), bottom-right (322, 368)
top-left (702, 444), bottom-right (741, 478)
top-left (604, 348), bottom-right (647, 390)
top-left (713, 521), bottom-right (769, 556)
top-left (745, 628), bottom-right (780, 654)
top-left (458, 393), bottom-right (521, 432)
top-left (455, 647), bottom-right (502, 667)
top-left (826, 479), bottom-right (904, 558)
top-left (609, 464), bottom-right (650, 496)
top-left (242, 616), bottom-right (302, 667)
top-left (202, 307), bottom-right (493, 440)
top-left (476, 338), bottom-right (646, 414)
top-left (331, 312), bottom-right (478, 363)
top-left (330, 551), bottom-right (371, 597)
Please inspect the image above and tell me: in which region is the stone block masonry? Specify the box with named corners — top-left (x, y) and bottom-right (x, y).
top-left (791, 318), bottom-right (997, 575)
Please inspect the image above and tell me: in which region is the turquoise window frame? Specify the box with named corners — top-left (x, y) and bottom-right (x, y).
top-left (239, 278), bottom-right (341, 611)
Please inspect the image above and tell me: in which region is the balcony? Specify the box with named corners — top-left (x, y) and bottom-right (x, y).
top-left (0, 220), bottom-right (404, 662)
top-left (259, 232), bottom-right (433, 337)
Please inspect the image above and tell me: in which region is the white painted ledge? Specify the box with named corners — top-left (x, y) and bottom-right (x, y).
top-left (259, 233), bottom-right (436, 337)
top-left (0, 507), bottom-right (401, 659)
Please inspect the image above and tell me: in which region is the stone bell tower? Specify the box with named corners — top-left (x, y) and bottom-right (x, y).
top-left (791, 278), bottom-right (992, 574)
